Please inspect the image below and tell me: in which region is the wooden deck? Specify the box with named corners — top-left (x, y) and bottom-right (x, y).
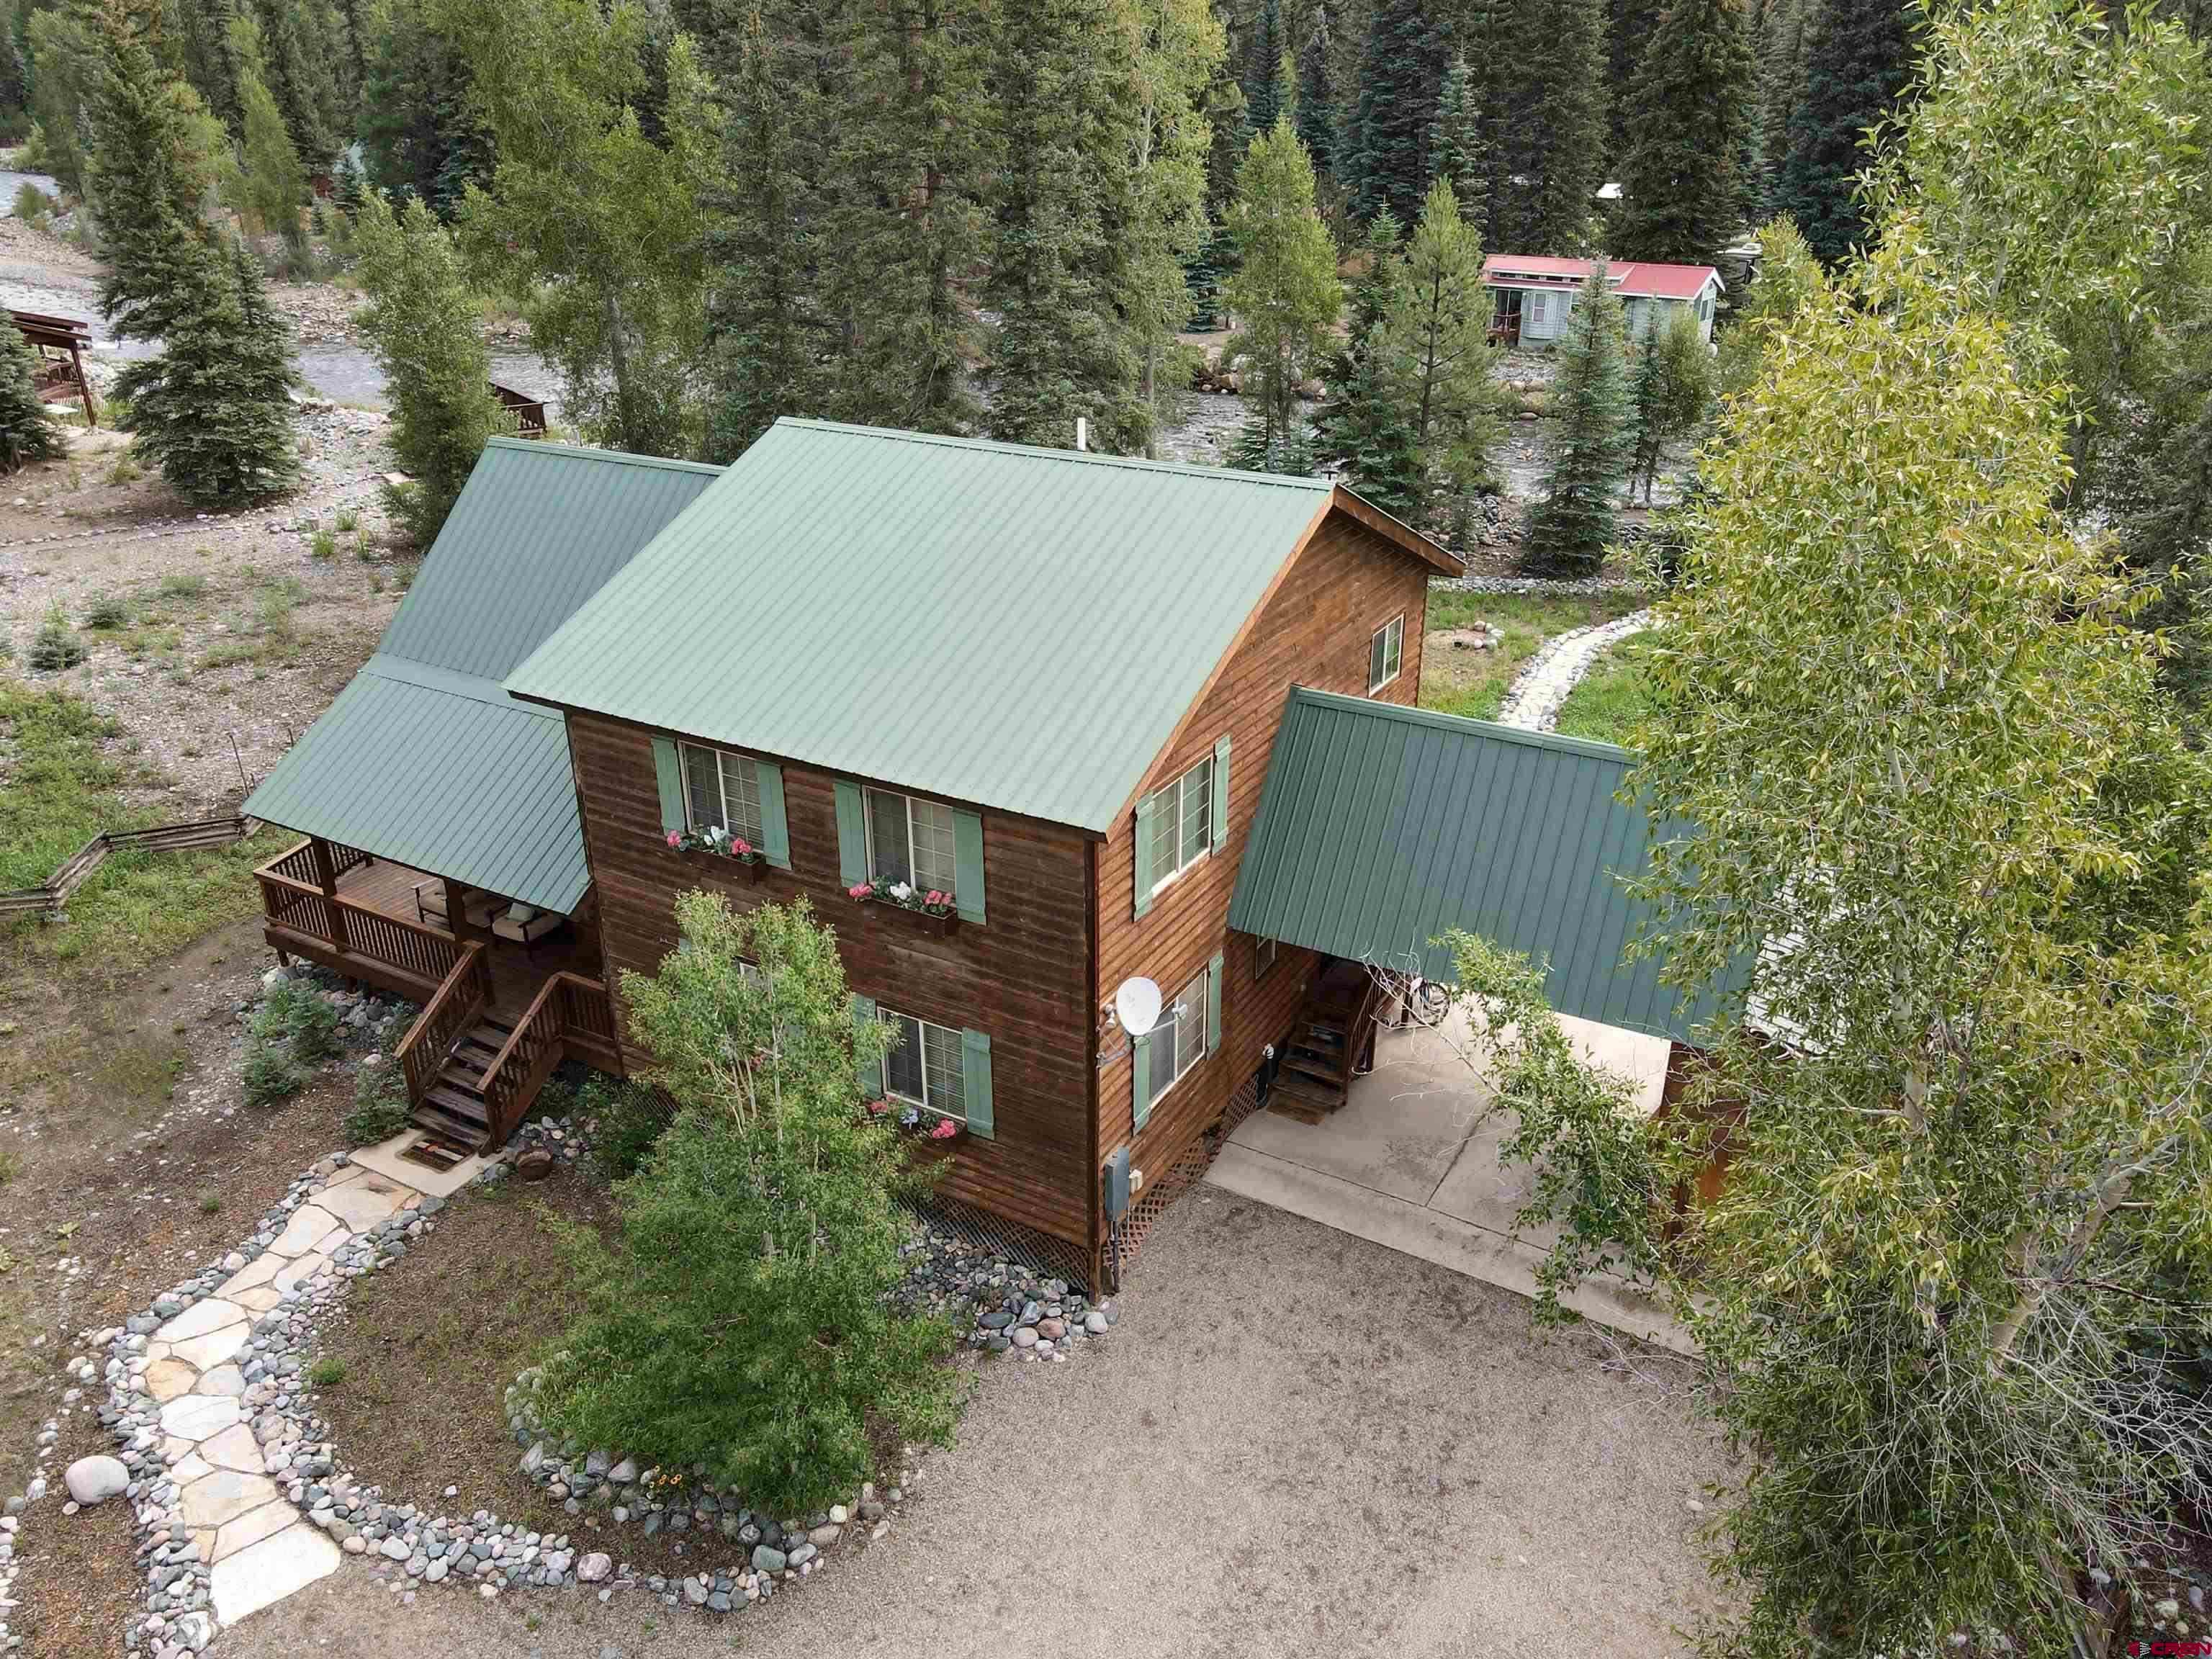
top-left (323, 857), bottom-right (599, 1017)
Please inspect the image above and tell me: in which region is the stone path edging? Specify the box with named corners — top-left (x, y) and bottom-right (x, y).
top-left (1496, 609), bottom-right (1657, 732)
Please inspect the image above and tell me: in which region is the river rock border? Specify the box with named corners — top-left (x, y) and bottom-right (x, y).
top-left (1496, 608), bottom-right (1658, 732)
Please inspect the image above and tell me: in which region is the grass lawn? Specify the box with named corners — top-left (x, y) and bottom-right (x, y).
top-left (0, 673), bottom-right (274, 984)
top-left (1419, 587), bottom-right (1647, 722)
top-left (1553, 631), bottom-right (1658, 748)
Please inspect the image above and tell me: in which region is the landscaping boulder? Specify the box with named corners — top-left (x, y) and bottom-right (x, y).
top-left (64, 1455), bottom-right (130, 1506)
top-left (516, 1147), bottom-right (554, 1182)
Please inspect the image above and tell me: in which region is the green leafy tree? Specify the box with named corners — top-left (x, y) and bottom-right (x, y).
top-left (228, 12), bottom-right (304, 245)
top-left (26, 0), bottom-right (103, 199)
top-left (1624, 304), bottom-right (1713, 500)
top-left (1524, 261), bottom-right (1631, 574)
top-left (352, 192), bottom-right (503, 543)
top-left (1615, 242), bottom-right (2212, 1657)
top-left (1860, 0), bottom-right (2210, 495)
top-left (443, 0), bottom-right (719, 457)
top-left (1344, 0), bottom-right (1443, 230)
top-left (116, 238), bottom-right (301, 503)
top-left (1126, 0), bottom-right (1226, 445)
top-left (1385, 176), bottom-right (1506, 518)
top-left (1224, 118), bottom-right (1342, 445)
top-left (1318, 210), bottom-right (1421, 518)
top-left (0, 317), bottom-right (63, 472)
top-left (534, 893), bottom-right (961, 1516)
top-left (817, 0), bottom-right (995, 436)
top-left (701, 4), bottom-right (827, 462)
top-left (1713, 212), bottom-right (1822, 402)
top-left (1614, 0), bottom-right (1754, 264)
top-left (1770, 0), bottom-right (1912, 264)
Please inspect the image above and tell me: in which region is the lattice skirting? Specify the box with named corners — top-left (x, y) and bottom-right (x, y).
top-left (902, 1190), bottom-right (1095, 1298)
top-left (1104, 1073), bottom-right (1264, 1290)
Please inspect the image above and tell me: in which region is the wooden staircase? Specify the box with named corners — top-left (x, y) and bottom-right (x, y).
top-left (1269, 961), bottom-right (1383, 1123)
top-left (414, 1012), bottom-right (515, 1147)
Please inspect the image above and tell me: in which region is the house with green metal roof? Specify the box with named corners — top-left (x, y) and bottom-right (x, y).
top-left (240, 418), bottom-right (1715, 1287)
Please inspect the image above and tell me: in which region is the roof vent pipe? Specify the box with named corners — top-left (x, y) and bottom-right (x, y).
top-left (1074, 416), bottom-right (1088, 452)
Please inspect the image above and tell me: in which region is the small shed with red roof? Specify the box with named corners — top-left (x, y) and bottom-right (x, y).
top-left (1480, 254), bottom-right (1724, 348)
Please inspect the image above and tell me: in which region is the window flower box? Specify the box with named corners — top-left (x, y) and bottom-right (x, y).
top-left (862, 1097), bottom-right (964, 1143)
top-left (666, 827), bottom-right (764, 881)
top-left (848, 878), bottom-right (959, 936)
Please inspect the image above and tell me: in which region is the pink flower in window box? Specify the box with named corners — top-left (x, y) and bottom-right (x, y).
top-left (864, 1097), bottom-right (889, 1116)
top-left (928, 1117), bottom-right (958, 1141)
top-left (665, 830), bottom-right (682, 849)
top-left (848, 883), bottom-right (871, 900)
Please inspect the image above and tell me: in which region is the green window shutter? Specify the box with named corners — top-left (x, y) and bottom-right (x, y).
top-left (1133, 793), bottom-right (1159, 920)
top-left (755, 760), bottom-right (791, 869)
top-left (953, 809), bottom-right (986, 924)
top-left (1131, 1030), bottom-right (1155, 1130)
top-left (834, 780), bottom-right (868, 887)
top-left (651, 737), bottom-right (685, 836)
top-left (1205, 950), bottom-right (1224, 1055)
top-left (961, 1028), bottom-right (994, 1139)
top-left (851, 994), bottom-right (881, 1097)
top-left (1210, 735), bottom-right (1231, 853)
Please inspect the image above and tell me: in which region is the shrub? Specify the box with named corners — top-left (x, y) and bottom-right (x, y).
top-left (535, 895), bottom-right (961, 1516)
top-left (256, 979), bottom-right (342, 1066)
top-left (242, 1039), bottom-right (306, 1107)
top-left (10, 181), bottom-right (51, 223)
top-left (81, 593), bottom-right (129, 630)
top-left (343, 1061), bottom-right (410, 1147)
top-left (309, 529), bottom-right (336, 559)
top-left (27, 608), bottom-right (85, 671)
top-left (158, 571), bottom-right (208, 601)
top-left (577, 1074), bottom-right (670, 1179)
top-left (305, 1355), bottom-right (346, 1388)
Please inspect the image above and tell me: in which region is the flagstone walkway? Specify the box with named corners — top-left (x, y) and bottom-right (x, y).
top-left (132, 1163), bottom-right (426, 1629)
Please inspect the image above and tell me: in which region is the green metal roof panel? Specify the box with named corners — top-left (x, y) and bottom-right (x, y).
top-left (380, 437), bottom-right (723, 680)
top-left (1228, 689), bottom-right (1726, 1041)
top-left (244, 655), bottom-right (591, 913)
top-left (505, 419), bottom-right (1340, 832)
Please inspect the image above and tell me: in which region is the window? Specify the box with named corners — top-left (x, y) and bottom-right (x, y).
top-left (1145, 964), bottom-right (1210, 1105)
top-left (1368, 615), bottom-right (1404, 693)
top-left (866, 788), bottom-right (960, 895)
top-left (1144, 757), bottom-right (1213, 894)
top-left (680, 742), bottom-right (763, 846)
top-left (1254, 937), bottom-right (1277, 980)
top-left (882, 1009), bottom-right (966, 1122)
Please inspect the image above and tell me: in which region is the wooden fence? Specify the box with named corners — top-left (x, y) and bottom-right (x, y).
top-left (0, 814), bottom-right (259, 920)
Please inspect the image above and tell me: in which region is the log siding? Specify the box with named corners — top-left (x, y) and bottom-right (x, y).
top-left (565, 709), bottom-right (1097, 1246)
top-left (1094, 514), bottom-right (1430, 1182)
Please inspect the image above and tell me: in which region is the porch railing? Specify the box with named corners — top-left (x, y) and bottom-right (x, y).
top-left (256, 844), bottom-right (459, 990)
top-left (479, 971), bottom-right (616, 1144)
top-left (395, 943), bottom-right (490, 1106)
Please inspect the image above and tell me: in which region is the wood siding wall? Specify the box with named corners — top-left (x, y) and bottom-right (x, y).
top-left (1094, 513), bottom-right (1431, 1181)
top-left (565, 709), bottom-right (1098, 1247)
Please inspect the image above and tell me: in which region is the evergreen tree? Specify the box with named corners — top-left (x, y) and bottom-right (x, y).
top-left (1318, 210), bottom-right (1421, 518)
top-left (360, 0), bottom-right (493, 214)
top-left (1344, 0), bottom-right (1444, 230)
top-left (818, 0), bottom-right (995, 435)
top-left (1625, 303), bottom-right (1713, 500)
top-left (1241, 0), bottom-right (1285, 136)
top-left (352, 192), bottom-right (502, 542)
top-left (228, 13), bottom-right (303, 244)
top-left (116, 238), bottom-right (300, 503)
top-left (984, 0), bottom-right (1139, 448)
top-left (1128, 0), bottom-right (1226, 444)
top-left (26, 0), bottom-right (107, 201)
top-left (1223, 119), bottom-right (1342, 443)
top-left (1754, 0), bottom-right (1810, 213)
top-left (0, 317), bottom-right (63, 472)
top-left (1605, 0), bottom-right (1664, 176)
top-left (1426, 52), bottom-right (1485, 225)
top-left (1292, 2), bottom-right (1336, 186)
top-left (249, 0), bottom-right (344, 163)
top-left (1525, 260), bottom-right (1631, 574)
top-left (1499, 0), bottom-right (1609, 253)
top-left (703, 4), bottom-right (827, 462)
top-left (1388, 176), bottom-right (1505, 517)
top-left (1614, 0), bottom-right (1753, 263)
top-left (1228, 410), bottom-right (1318, 475)
top-left (1771, 0), bottom-right (1912, 264)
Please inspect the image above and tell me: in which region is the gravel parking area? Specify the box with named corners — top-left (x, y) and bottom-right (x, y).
top-left (218, 1190), bottom-right (1731, 1659)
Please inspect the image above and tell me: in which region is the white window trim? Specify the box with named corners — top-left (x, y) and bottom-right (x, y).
top-left (679, 740), bottom-right (763, 843)
top-left (1144, 964), bottom-right (1210, 1110)
top-left (1145, 757), bottom-right (1214, 898)
top-left (863, 786), bottom-right (958, 897)
top-left (881, 1006), bottom-right (966, 1123)
top-left (1369, 614), bottom-right (1405, 694)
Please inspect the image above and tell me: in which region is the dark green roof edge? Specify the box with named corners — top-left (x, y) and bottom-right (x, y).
top-left (1280, 686), bottom-right (1643, 767)
top-left (477, 433), bottom-right (727, 478)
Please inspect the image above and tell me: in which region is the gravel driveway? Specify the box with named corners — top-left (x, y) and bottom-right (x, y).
top-left (219, 1192), bottom-right (1731, 1659)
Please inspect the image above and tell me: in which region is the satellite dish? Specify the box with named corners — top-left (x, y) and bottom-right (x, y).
top-left (1113, 976), bottom-right (1162, 1037)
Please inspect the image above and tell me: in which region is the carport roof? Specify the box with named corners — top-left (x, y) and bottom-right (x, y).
top-left (1228, 688), bottom-right (1730, 1042)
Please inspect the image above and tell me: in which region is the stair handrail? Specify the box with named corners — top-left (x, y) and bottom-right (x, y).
top-left (477, 972), bottom-right (570, 1146)
top-left (395, 942), bottom-right (490, 1106)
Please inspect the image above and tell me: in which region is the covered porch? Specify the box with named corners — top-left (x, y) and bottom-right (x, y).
top-left (255, 836), bottom-right (621, 1152)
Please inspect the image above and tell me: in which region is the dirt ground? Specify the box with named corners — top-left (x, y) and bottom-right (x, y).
top-left (220, 1193), bottom-right (1732, 1659)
